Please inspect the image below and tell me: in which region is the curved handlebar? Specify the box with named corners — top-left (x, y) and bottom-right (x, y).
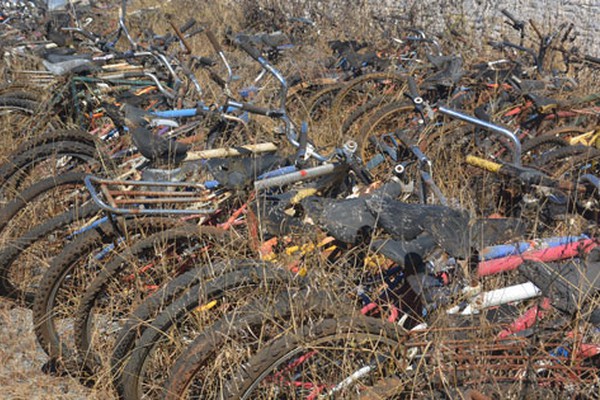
top-left (438, 106), bottom-right (522, 166)
top-left (205, 29), bottom-right (223, 54)
top-left (501, 9), bottom-right (524, 31)
top-left (235, 35), bottom-right (264, 62)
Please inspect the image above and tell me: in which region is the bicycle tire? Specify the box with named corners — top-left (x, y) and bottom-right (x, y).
top-left (224, 315), bottom-right (408, 400)
top-left (540, 125), bottom-right (590, 141)
top-left (330, 72), bottom-right (407, 117)
top-left (13, 128), bottom-right (100, 155)
top-left (74, 224), bottom-right (233, 372)
top-left (286, 77), bottom-right (339, 120)
top-left (0, 89), bottom-right (42, 102)
top-left (0, 171), bottom-right (89, 236)
top-left (110, 263), bottom-right (253, 394)
top-left (120, 264), bottom-right (301, 400)
top-left (0, 141), bottom-right (101, 203)
top-left (32, 216), bottom-right (181, 364)
top-left (163, 289), bottom-right (345, 400)
top-left (533, 145), bottom-right (600, 173)
top-left (521, 134), bottom-right (569, 153)
top-left (0, 201), bottom-right (101, 304)
top-left (0, 96), bottom-right (38, 112)
top-left (305, 83), bottom-right (345, 122)
top-left (0, 96), bottom-right (39, 156)
top-left (339, 95), bottom-right (392, 137)
top-left (0, 95), bottom-right (61, 136)
top-left (520, 134), bottom-right (570, 165)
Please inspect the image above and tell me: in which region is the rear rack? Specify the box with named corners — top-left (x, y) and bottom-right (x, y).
top-left (85, 175), bottom-right (219, 215)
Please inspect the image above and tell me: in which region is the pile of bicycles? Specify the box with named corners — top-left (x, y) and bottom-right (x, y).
top-left (0, 1), bottom-right (598, 399)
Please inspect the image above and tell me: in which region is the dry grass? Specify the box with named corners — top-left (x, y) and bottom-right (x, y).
top-left (0, 0), bottom-right (598, 399)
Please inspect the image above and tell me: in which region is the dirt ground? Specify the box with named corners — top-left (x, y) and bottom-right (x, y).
top-left (0, 299), bottom-right (101, 400)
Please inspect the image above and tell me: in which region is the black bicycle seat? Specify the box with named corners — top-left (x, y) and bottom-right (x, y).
top-left (44, 53), bottom-right (92, 63)
top-left (124, 104), bottom-right (189, 163)
top-left (130, 126), bottom-right (189, 163)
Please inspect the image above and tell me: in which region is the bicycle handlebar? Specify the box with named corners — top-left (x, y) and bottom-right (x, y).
top-left (180, 18), bottom-right (196, 34)
top-left (235, 36), bottom-right (264, 62)
top-left (168, 18), bottom-right (192, 54)
top-left (501, 9), bottom-right (525, 31)
top-left (438, 106), bottom-right (522, 166)
top-left (205, 29), bottom-right (223, 53)
top-left (226, 100), bottom-right (284, 118)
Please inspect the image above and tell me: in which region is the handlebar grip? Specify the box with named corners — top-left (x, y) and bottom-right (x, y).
top-left (205, 29), bottom-right (223, 53)
top-left (123, 71), bottom-right (146, 78)
top-left (168, 19), bottom-right (192, 54)
top-left (466, 155), bottom-right (503, 173)
top-left (407, 76), bottom-right (420, 99)
top-left (236, 37), bottom-right (264, 62)
top-left (501, 9), bottom-right (518, 23)
top-left (410, 145), bottom-right (429, 165)
top-left (208, 70), bottom-right (226, 88)
top-left (196, 56), bottom-right (216, 67)
top-left (185, 26), bottom-right (205, 39)
top-left (296, 123), bottom-right (308, 162)
top-left (180, 18), bottom-right (196, 33)
top-left (584, 54), bottom-right (600, 65)
top-left (240, 102), bottom-right (283, 118)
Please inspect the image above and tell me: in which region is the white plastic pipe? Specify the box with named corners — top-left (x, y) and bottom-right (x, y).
top-left (447, 282), bottom-right (541, 315)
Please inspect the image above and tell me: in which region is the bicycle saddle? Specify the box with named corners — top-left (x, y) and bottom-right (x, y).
top-left (42, 51), bottom-right (95, 75)
top-left (423, 54), bottom-right (464, 87)
top-left (366, 198), bottom-right (471, 257)
top-left (44, 53), bottom-right (92, 63)
top-left (124, 104), bottom-right (189, 163)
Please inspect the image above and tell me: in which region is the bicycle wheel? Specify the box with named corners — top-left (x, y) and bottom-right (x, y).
top-left (120, 264), bottom-right (302, 400)
top-left (32, 217), bottom-right (181, 368)
top-left (0, 140), bottom-right (102, 205)
top-left (0, 172), bottom-right (92, 253)
top-left (331, 72), bottom-right (407, 126)
top-left (163, 289), bottom-right (346, 400)
top-left (339, 95), bottom-right (395, 138)
top-left (0, 96), bottom-right (38, 157)
top-left (0, 201), bottom-right (100, 305)
top-left (286, 77), bottom-right (339, 123)
top-left (13, 128), bottom-right (100, 155)
top-left (110, 261), bottom-right (264, 395)
top-left (74, 224), bottom-right (244, 373)
top-left (225, 315), bottom-right (409, 400)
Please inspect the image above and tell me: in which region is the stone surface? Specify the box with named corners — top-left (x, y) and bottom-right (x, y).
top-left (237, 0), bottom-right (598, 53)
